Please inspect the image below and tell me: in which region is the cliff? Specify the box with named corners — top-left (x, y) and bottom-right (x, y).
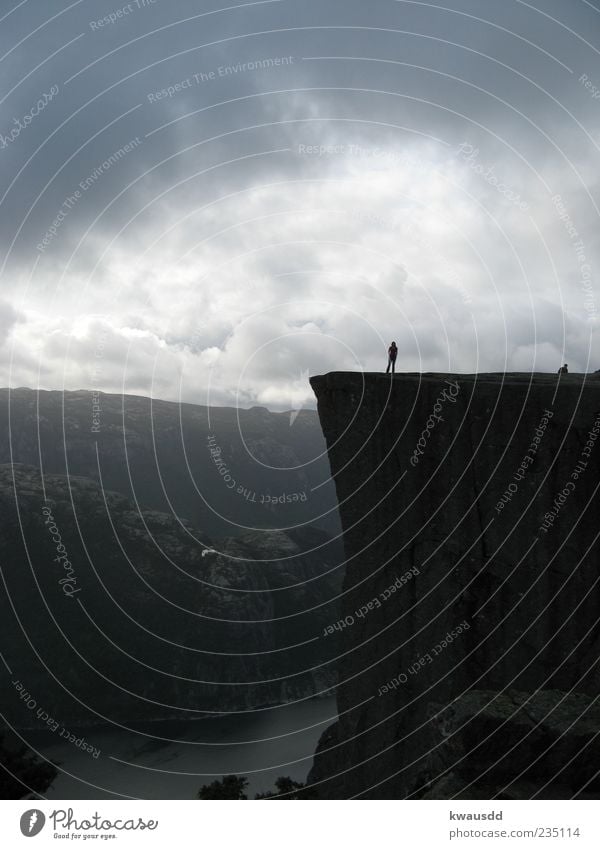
top-left (308, 372), bottom-right (600, 799)
top-left (0, 388), bottom-right (340, 538)
top-left (1, 465), bottom-right (341, 727)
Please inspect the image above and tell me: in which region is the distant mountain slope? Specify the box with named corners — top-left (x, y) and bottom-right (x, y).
top-left (1, 465), bottom-right (343, 727)
top-left (0, 389), bottom-right (340, 538)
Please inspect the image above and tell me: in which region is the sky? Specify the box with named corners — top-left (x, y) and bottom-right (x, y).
top-left (1, 0), bottom-right (599, 409)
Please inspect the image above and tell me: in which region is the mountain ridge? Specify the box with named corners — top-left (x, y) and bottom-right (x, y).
top-left (0, 387), bottom-right (340, 539)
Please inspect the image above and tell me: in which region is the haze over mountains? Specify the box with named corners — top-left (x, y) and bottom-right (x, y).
top-left (0, 388), bottom-right (341, 538)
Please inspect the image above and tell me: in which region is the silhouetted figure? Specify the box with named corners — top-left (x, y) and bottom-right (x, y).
top-left (386, 341), bottom-right (398, 374)
top-left (558, 363), bottom-right (568, 375)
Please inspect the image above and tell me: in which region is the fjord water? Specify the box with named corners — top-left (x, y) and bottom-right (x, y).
top-left (30, 697), bottom-right (337, 799)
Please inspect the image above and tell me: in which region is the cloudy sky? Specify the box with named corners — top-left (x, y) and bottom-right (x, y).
top-left (1, 0), bottom-right (599, 409)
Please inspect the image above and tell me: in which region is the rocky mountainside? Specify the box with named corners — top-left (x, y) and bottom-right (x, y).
top-left (308, 372), bottom-right (600, 799)
top-left (1, 464), bottom-right (342, 728)
top-left (0, 388), bottom-right (340, 538)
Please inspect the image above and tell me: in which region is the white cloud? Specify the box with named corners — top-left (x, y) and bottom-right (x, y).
top-left (3, 128), bottom-right (600, 407)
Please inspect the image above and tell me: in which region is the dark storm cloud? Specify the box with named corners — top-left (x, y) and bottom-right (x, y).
top-left (1, 0), bottom-right (599, 402)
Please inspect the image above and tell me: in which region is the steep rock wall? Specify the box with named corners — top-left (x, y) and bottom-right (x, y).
top-left (1, 465), bottom-right (341, 728)
top-left (308, 372), bottom-right (600, 798)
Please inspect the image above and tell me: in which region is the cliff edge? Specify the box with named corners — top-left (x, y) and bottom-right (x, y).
top-left (308, 372), bottom-right (600, 798)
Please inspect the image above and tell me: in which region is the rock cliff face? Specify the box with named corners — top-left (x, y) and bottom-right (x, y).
top-left (0, 389), bottom-right (340, 538)
top-left (308, 372), bottom-right (600, 799)
top-left (1, 465), bottom-right (342, 728)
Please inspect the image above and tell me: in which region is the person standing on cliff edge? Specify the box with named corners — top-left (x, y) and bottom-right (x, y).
top-left (386, 341), bottom-right (398, 374)
top-left (558, 363), bottom-right (568, 375)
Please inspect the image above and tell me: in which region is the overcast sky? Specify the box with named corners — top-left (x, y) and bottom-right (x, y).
top-left (1, 0), bottom-right (599, 409)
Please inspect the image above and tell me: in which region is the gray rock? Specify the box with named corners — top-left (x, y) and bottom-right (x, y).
top-left (0, 388), bottom-right (340, 538)
top-left (419, 689), bottom-right (600, 799)
top-left (308, 372), bottom-right (600, 799)
top-left (1, 464), bottom-right (342, 727)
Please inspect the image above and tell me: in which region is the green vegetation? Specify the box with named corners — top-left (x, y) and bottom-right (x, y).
top-left (197, 774), bottom-right (318, 799)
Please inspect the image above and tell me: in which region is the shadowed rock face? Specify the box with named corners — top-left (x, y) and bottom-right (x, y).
top-left (0, 388), bottom-right (340, 538)
top-left (419, 690), bottom-right (600, 799)
top-left (1, 465), bottom-right (342, 727)
top-left (308, 372), bottom-right (600, 799)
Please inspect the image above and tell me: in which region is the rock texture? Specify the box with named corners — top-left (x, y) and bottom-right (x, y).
top-left (0, 388), bottom-right (340, 538)
top-left (308, 372), bottom-right (600, 799)
top-left (1, 465), bottom-right (342, 728)
top-left (419, 690), bottom-right (600, 799)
